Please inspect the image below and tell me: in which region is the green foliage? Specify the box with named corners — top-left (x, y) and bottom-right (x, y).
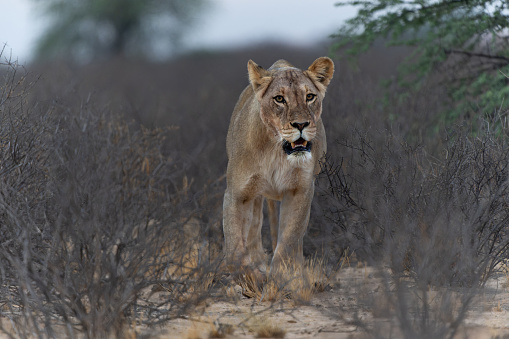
top-left (34, 0), bottom-right (207, 62)
top-left (333, 0), bottom-right (509, 122)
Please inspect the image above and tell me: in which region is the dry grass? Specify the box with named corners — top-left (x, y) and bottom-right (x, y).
top-left (154, 231), bottom-right (218, 305)
top-left (493, 302), bottom-right (503, 312)
top-left (179, 319), bottom-right (235, 339)
top-left (248, 317), bottom-right (286, 338)
top-left (237, 256), bottom-right (337, 303)
top-left (183, 327), bottom-right (203, 339)
top-left (208, 322), bottom-right (235, 338)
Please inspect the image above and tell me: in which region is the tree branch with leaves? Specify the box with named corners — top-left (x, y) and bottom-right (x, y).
top-left (333, 0), bottom-right (509, 121)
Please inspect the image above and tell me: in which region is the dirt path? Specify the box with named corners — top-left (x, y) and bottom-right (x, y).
top-left (148, 266), bottom-right (509, 339)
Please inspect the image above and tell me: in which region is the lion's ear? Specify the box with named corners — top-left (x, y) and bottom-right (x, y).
top-left (306, 57), bottom-right (335, 91)
top-left (247, 60), bottom-right (272, 94)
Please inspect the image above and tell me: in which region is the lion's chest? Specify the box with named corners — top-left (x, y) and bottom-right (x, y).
top-left (258, 158), bottom-right (314, 201)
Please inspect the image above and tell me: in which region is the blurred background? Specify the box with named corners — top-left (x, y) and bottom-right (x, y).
top-left (0, 0), bottom-right (352, 63)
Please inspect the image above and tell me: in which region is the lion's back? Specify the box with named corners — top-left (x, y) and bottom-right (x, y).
top-left (226, 85), bottom-right (256, 159)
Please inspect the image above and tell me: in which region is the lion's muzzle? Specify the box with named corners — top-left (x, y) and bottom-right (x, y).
top-left (282, 137), bottom-right (312, 155)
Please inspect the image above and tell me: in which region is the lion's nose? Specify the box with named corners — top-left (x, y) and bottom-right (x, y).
top-left (291, 121), bottom-right (310, 132)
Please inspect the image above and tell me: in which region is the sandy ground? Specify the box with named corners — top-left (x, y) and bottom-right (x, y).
top-left (2, 266), bottom-right (508, 338)
top-left (145, 266), bottom-right (509, 339)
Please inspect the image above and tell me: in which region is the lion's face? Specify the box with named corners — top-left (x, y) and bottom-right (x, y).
top-left (247, 58), bottom-right (334, 158)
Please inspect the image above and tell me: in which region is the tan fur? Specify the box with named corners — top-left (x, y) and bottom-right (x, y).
top-left (223, 57), bottom-right (334, 276)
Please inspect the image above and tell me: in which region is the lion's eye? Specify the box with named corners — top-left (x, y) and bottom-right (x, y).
top-left (306, 93), bottom-right (316, 101)
top-left (274, 95), bottom-right (286, 104)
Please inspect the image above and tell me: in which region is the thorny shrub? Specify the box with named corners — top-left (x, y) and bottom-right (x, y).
top-left (0, 53), bottom-right (221, 338)
top-left (321, 113), bottom-right (509, 337)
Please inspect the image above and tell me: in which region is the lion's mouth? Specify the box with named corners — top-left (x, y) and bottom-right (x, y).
top-left (282, 138), bottom-right (312, 155)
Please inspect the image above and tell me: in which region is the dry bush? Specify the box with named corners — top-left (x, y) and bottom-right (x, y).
top-left (321, 111), bottom-right (509, 337)
top-left (0, 53), bottom-right (222, 338)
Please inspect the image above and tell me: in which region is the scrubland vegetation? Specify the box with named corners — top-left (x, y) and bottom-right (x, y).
top-left (1, 41), bottom-right (509, 338)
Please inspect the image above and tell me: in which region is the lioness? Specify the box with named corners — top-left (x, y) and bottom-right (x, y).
top-left (223, 57), bottom-right (334, 277)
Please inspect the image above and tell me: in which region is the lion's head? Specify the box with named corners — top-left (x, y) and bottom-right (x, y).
top-left (247, 57), bottom-right (334, 158)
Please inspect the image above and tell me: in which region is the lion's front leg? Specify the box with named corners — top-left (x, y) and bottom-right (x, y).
top-left (223, 189), bottom-right (251, 267)
top-left (270, 182), bottom-right (314, 275)
top-left (223, 190), bottom-right (267, 277)
top-left (246, 196), bottom-right (268, 273)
